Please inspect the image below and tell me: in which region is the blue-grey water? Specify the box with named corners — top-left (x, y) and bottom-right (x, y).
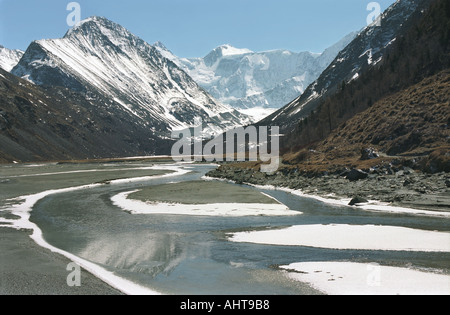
top-left (1, 162), bottom-right (449, 294)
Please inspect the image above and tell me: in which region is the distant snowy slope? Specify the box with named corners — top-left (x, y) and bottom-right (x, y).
top-left (12, 17), bottom-right (250, 136)
top-left (155, 34), bottom-right (357, 112)
top-left (0, 45), bottom-right (24, 72)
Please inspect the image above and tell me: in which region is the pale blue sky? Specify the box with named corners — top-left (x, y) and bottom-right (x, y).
top-left (0, 0), bottom-right (396, 57)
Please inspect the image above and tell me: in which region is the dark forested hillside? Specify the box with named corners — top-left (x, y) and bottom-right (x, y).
top-left (283, 69), bottom-right (449, 173)
top-left (0, 69), bottom-right (173, 163)
top-left (282, 0), bottom-right (449, 153)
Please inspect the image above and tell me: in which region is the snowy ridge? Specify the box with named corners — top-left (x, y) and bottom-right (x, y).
top-left (12, 16), bottom-right (249, 135)
top-left (212, 44), bottom-right (253, 57)
top-left (0, 45), bottom-right (24, 72)
top-left (155, 33), bottom-right (357, 114)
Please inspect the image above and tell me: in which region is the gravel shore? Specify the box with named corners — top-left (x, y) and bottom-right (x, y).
top-left (207, 166), bottom-right (450, 213)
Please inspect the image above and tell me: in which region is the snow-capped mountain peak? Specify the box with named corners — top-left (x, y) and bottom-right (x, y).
top-left (153, 41), bottom-right (169, 51)
top-left (0, 45), bottom-right (24, 72)
top-left (155, 33), bottom-right (357, 114)
top-left (64, 16), bottom-right (148, 52)
top-left (12, 16), bottom-right (250, 136)
top-left (214, 44), bottom-right (253, 57)
top-left (153, 41), bottom-right (181, 63)
top-left (203, 44), bottom-right (253, 67)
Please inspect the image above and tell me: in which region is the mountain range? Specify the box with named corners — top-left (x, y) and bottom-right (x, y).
top-left (0, 0), bottom-right (447, 167)
top-left (154, 33), bottom-right (357, 118)
top-left (208, 0), bottom-right (448, 181)
top-left (11, 17), bottom-right (250, 137)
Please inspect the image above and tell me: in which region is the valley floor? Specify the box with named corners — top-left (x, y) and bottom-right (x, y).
top-left (207, 165), bottom-right (450, 215)
top-left (0, 228), bottom-right (122, 295)
top-left (0, 161), bottom-right (448, 295)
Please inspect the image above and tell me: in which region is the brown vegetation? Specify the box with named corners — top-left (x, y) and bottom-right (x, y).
top-left (282, 0), bottom-right (450, 159)
top-left (283, 69), bottom-right (449, 173)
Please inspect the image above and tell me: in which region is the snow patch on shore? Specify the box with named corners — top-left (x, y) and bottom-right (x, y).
top-left (111, 190), bottom-right (299, 217)
top-left (280, 262), bottom-right (450, 295)
top-left (229, 224), bottom-right (450, 252)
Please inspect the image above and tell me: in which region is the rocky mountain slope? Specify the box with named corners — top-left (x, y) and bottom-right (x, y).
top-left (0, 68), bottom-right (173, 163)
top-left (280, 0), bottom-right (449, 155)
top-left (12, 17), bottom-right (249, 136)
top-left (207, 0), bottom-right (450, 211)
top-left (284, 69), bottom-right (450, 174)
top-left (260, 0), bottom-right (431, 131)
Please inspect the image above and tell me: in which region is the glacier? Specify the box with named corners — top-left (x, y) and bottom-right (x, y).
top-left (154, 33), bottom-right (357, 114)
